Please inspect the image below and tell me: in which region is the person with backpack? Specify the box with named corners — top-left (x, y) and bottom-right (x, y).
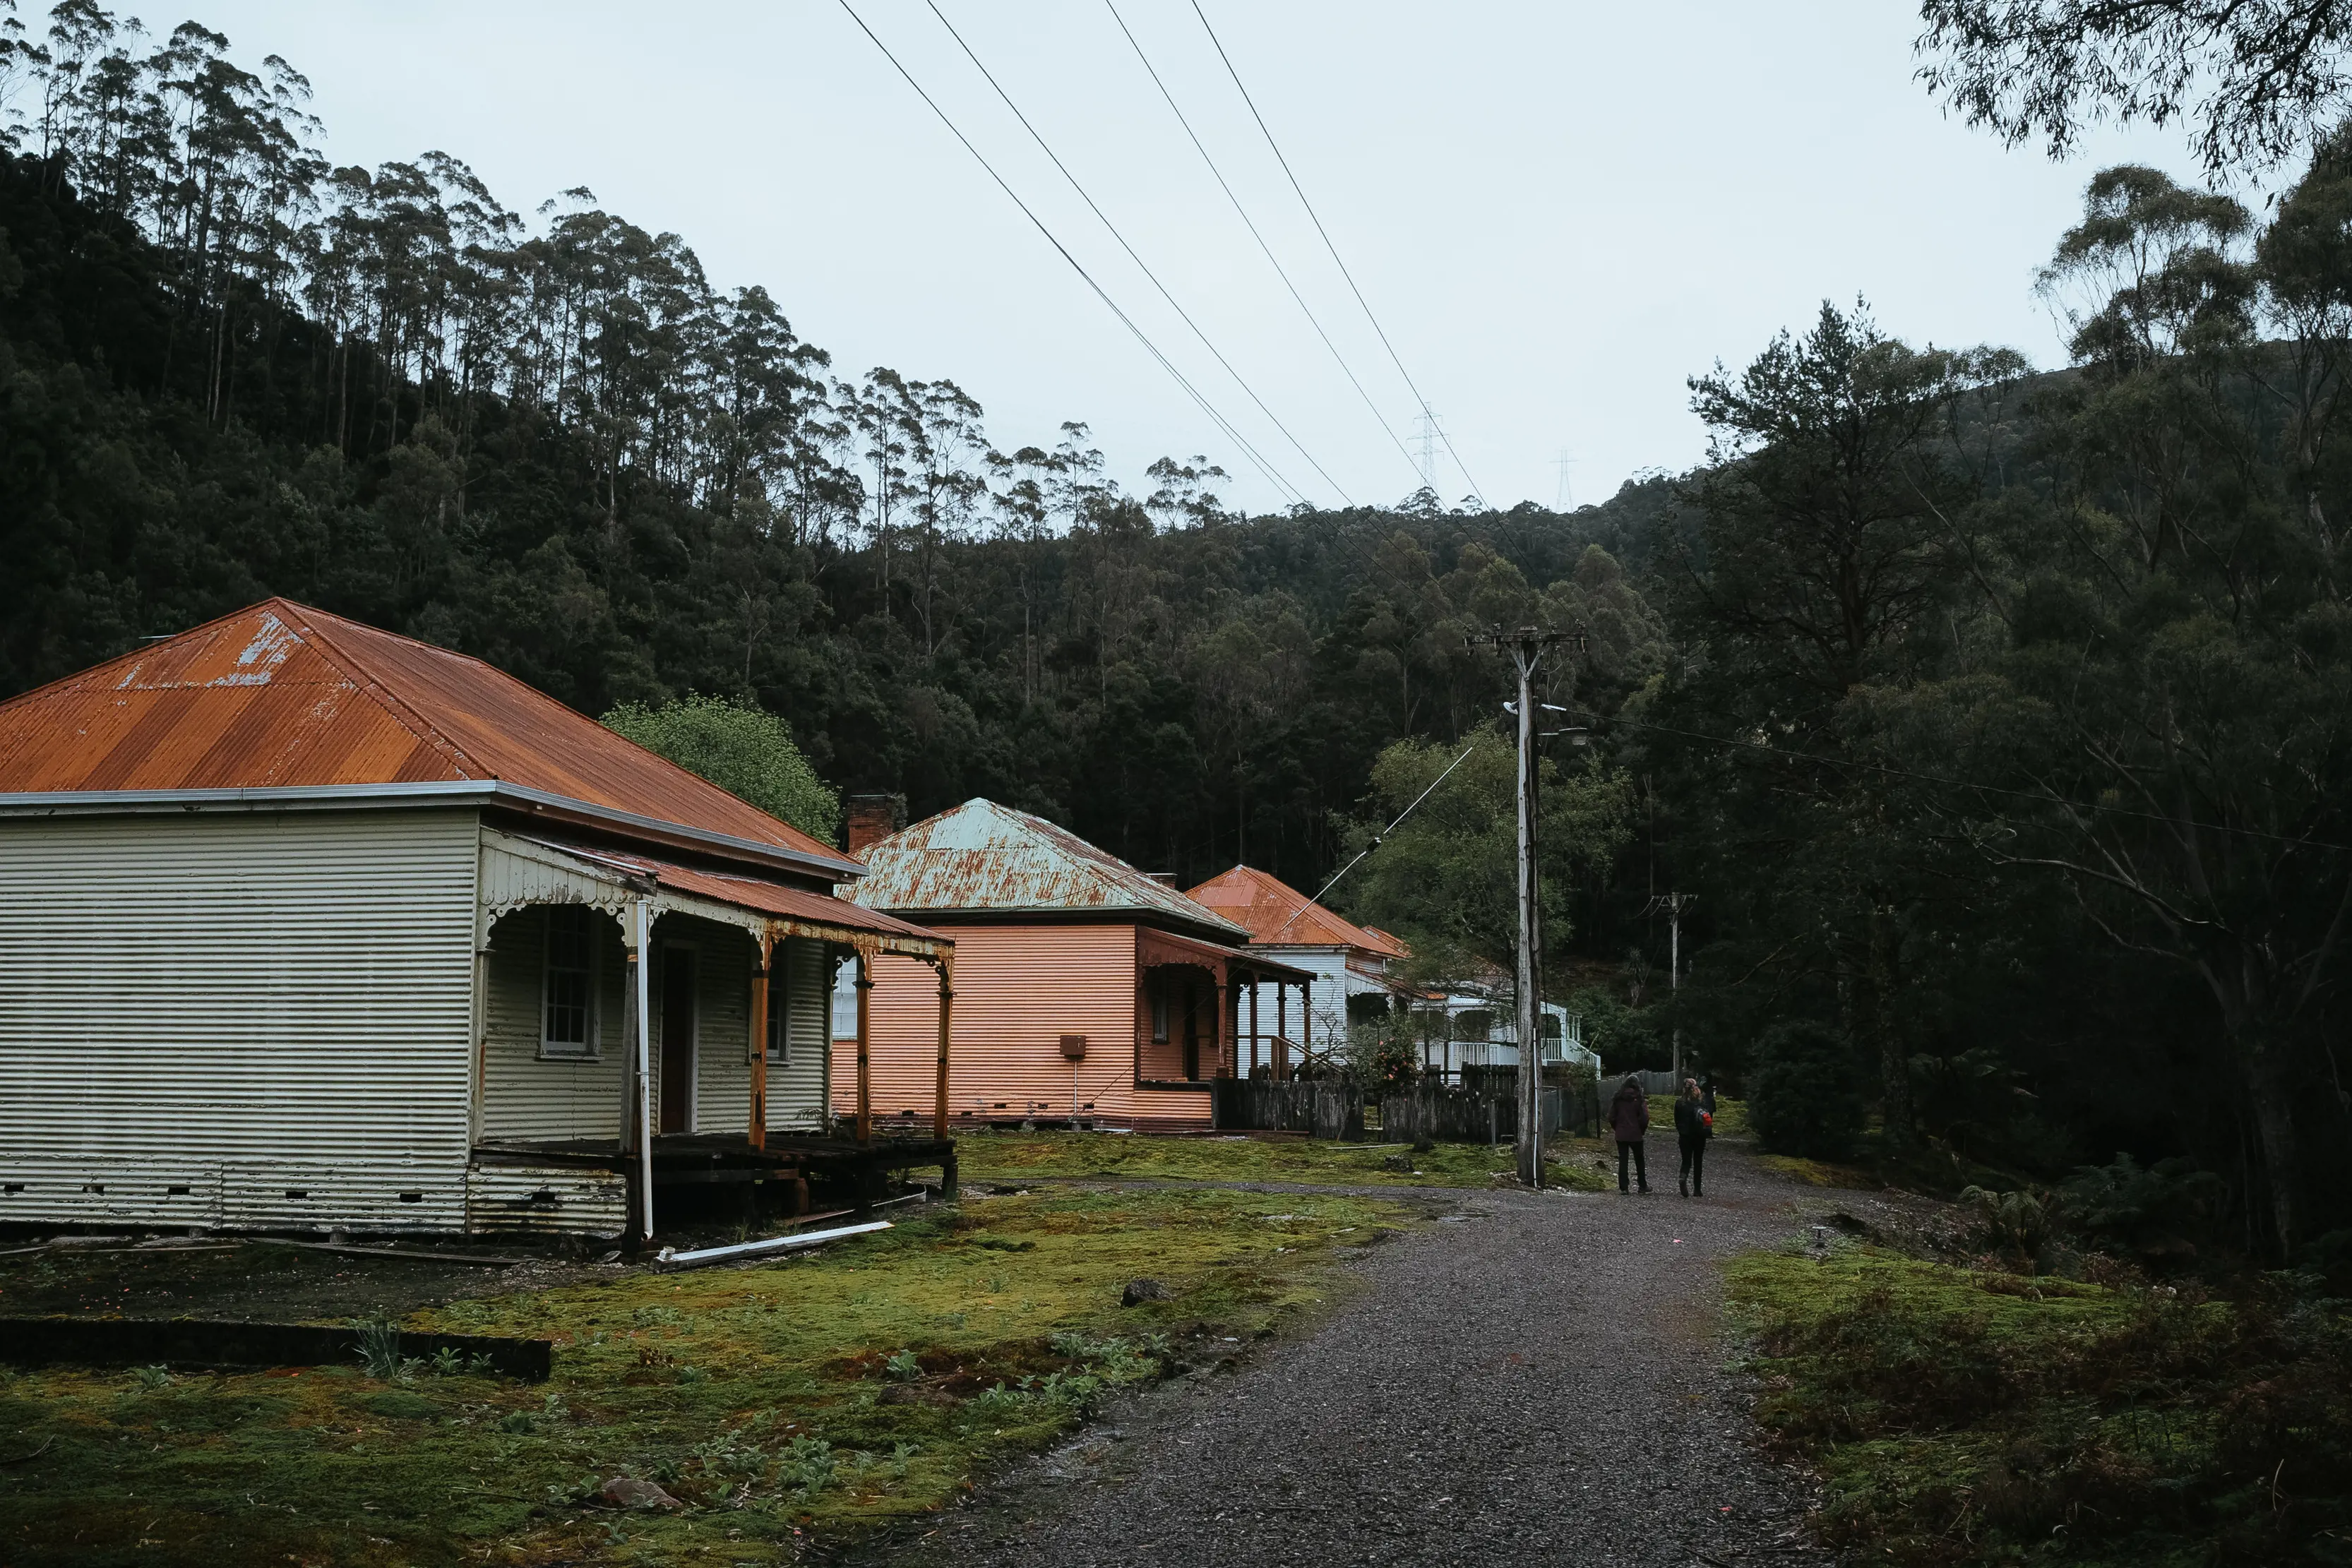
top-left (1608, 1076), bottom-right (1650, 1193)
top-left (1675, 1076), bottom-right (1712, 1197)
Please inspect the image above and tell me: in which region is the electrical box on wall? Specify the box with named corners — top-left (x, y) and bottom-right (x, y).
top-left (1059, 1034), bottom-right (1087, 1060)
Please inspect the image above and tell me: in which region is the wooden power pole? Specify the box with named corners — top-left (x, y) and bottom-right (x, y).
top-left (1468, 626), bottom-right (1582, 1187)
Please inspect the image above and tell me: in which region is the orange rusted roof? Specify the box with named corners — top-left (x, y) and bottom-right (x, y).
top-left (0, 598), bottom-right (858, 878)
top-left (1186, 865), bottom-right (1412, 959)
top-left (850, 798), bottom-right (1248, 942)
top-left (1135, 923), bottom-right (1315, 983)
top-left (542, 839), bottom-right (945, 952)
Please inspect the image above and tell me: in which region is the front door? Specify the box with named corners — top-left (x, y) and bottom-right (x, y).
top-left (659, 947), bottom-right (696, 1135)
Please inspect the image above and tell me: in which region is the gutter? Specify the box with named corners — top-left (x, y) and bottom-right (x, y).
top-left (0, 780), bottom-right (866, 883)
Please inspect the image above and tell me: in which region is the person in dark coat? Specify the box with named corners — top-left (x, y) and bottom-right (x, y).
top-left (1607, 1076), bottom-right (1650, 1193)
top-left (1674, 1076), bottom-right (1712, 1197)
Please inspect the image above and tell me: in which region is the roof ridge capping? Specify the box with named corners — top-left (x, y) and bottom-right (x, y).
top-left (1186, 863), bottom-right (1409, 957)
top-left (0, 596), bottom-right (861, 881)
top-left (267, 598), bottom-right (488, 779)
top-left (849, 798), bottom-right (1246, 936)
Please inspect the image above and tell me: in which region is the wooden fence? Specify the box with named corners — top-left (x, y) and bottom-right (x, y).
top-left (1209, 1079), bottom-right (1364, 1140)
top-left (1212, 1077), bottom-right (1600, 1143)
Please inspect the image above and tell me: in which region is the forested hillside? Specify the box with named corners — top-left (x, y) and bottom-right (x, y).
top-left (0, 5), bottom-right (1658, 903)
top-left (7, 3), bottom-right (2351, 1262)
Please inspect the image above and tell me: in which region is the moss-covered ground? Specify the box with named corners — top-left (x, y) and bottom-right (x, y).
top-left (0, 1187), bottom-right (1407, 1566)
top-left (953, 1128), bottom-right (1610, 1191)
top-left (1753, 1152), bottom-right (1878, 1189)
top-left (1728, 1245), bottom-right (2352, 1565)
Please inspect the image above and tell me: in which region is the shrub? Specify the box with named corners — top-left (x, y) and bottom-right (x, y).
top-left (1959, 1184), bottom-right (2055, 1261)
top-left (1341, 1014), bottom-right (1421, 1091)
top-left (601, 696), bottom-right (838, 843)
top-left (1563, 986), bottom-right (1661, 1072)
top-left (1746, 1022), bottom-right (1864, 1159)
top-left (2060, 1154), bottom-right (2228, 1257)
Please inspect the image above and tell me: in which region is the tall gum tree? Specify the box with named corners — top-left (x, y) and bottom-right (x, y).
top-left (1915, 161), bottom-right (2352, 1255)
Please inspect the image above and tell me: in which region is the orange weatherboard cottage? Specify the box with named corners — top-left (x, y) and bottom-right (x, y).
top-left (832, 799), bottom-right (1313, 1132)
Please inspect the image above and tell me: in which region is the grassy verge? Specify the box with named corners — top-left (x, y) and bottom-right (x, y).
top-left (1727, 1245), bottom-right (2352, 1565)
top-left (1753, 1153), bottom-right (1878, 1189)
top-left (0, 1187), bottom-right (1407, 1566)
top-left (953, 1129), bottom-right (1609, 1191)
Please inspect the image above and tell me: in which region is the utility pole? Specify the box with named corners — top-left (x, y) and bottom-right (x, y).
top-left (1644, 891), bottom-right (1695, 1083)
top-left (1468, 625), bottom-right (1584, 1187)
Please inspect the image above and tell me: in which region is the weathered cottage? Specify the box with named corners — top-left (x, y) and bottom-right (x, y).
top-left (831, 800), bottom-right (1310, 1132)
top-left (1186, 865), bottom-right (1413, 1071)
top-left (0, 599), bottom-right (952, 1241)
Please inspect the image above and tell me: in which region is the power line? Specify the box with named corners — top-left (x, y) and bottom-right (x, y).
top-left (1190, 0), bottom-right (1490, 509)
top-left (921, 0), bottom-right (1351, 508)
top-left (1275, 741), bottom-right (1481, 938)
top-left (1102, 0), bottom-right (1422, 497)
top-left (832, 0), bottom-right (1308, 507)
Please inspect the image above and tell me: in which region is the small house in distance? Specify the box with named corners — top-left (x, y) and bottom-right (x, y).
top-left (835, 799), bottom-right (1311, 1132)
top-left (1407, 961), bottom-right (1604, 1084)
top-left (1185, 865), bottom-right (1413, 1068)
top-left (0, 599), bottom-right (953, 1243)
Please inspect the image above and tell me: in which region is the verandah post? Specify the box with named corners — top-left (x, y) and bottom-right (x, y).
top-left (1248, 971), bottom-right (1260, 1079)
top-left (854, 947), bottom-right (875, 1146)
top-left (748, 930), bottom-right (772, 1151)
top-left (931, 952), bottom-right (953, 1142)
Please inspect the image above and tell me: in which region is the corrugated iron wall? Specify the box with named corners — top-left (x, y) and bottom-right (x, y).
top-left (658, 913), bottom-right (754, 1135)
top-left (474, 841), bottom-right (830, 1142)
top-left (832, 923), bottom-right (1188, 1125)
top-left (478, 904), bottom-right (630, 1142)
top-left (770, 937), bottom-right (830, 1132)
top-left (0, 808), bottom-right (478, 1231)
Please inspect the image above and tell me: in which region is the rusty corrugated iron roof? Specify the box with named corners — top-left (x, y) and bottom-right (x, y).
top-left (0, 598), bottom-right (858, 877)
top-left (541, 839), bottom-right (948, 954)
top-left (1186, 864), bottom-right (1412, 959)
top-left (1134, 923), bottom-right (1315, 983)
top-left (849, 798), bottom-right (1248, 942)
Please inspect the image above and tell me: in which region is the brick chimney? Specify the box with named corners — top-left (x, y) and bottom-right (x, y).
top-left (844, 793), bottom-right (907, 855)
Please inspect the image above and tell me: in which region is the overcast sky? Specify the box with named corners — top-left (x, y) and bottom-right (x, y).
top-left (179, 1), bottom-right (2201, 514)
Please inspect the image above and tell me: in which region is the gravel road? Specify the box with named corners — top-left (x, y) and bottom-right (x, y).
top-left (862, 1137), bottom-right (1834, 1568)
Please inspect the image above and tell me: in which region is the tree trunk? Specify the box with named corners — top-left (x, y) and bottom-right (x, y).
top-left (2243, 1036), bottom-right (2303, 1259)
top-left (1866, 901), bottom-right (1913, 1147)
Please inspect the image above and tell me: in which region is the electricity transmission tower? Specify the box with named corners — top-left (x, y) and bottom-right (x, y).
top-left (1414, 409), bottom-right (1441, 493)
top-left (1553, 448), bottom-right (1577, 512)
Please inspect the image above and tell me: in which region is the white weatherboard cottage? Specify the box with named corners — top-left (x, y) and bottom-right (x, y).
top-left (0, 599), bottom-right (948, 1239)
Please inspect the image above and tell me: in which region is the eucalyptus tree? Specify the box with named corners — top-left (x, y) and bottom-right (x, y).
top-left (902, 375), bottom-right (986, 659)
top-left (1918, 0), bottom-right (2352, 175)
top-left (1911, 160), bottom-right (2352, 1254)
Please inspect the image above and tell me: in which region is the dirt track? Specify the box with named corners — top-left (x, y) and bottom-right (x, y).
top-left (864, 1137), bottom-right (1835, 1568)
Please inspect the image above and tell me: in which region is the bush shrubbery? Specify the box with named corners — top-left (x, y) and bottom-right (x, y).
top-left (1747, 1022), bottom-right (1865, 1160)
top-left (1732, 1249), bottom-right (2352, 1564)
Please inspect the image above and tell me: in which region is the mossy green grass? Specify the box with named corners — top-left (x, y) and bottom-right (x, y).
top-left (952, 1128), bottom-right (1609, 1191)
top-left (0, 1187), bottom-right (1405, 1566)
top-left (1728, 1245), bottom-right (2351, 1565)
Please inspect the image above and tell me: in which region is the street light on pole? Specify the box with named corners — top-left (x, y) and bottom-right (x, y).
top-left (1467, 623), bottom-right (1586, 1187)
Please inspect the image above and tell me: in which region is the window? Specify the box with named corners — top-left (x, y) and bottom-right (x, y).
top-left (541, 906), bottom-right (599, 1058)
top-left (830, 954), bottom-right (859, 1039)
top-left (1151, 985), bottom-right (1170, 1045)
